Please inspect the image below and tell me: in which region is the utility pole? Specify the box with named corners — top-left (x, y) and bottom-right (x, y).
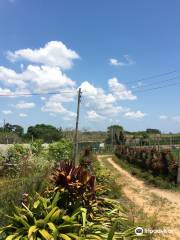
top-left (3, 119), bottom-right (8, 144)
top-left (73, 88), bottom-right (82, 164)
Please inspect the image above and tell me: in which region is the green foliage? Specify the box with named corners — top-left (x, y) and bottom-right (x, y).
top-left (6, 144), bottom-right (29, 164)
top-left (0, 123), bottom-right (24, 136)
top-left (94, 160), bottom-right (122, 199)
top-left (0, 192), bottom-right (89, 239)
top-left (146, 128), bottom-right (161, 134)
top-left (0, 175), bottom-right (48, 227)
top-left (31, 140), bottom-right (44, 156)
top-left (26, 124), bottom-right (63, 143)
top-left (48, 140), bottom-right (73, 162)
top-left (106, 125), bottom-right (126, 145)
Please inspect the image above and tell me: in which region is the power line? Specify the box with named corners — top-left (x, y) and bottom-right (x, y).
top-left (133, 81), bottom-right (180, 93)
top-left (0, 90), bottom-right (77, 97)
top-left (125, 68), bottom-right (180, 85)
top-left (130, 76), bottom-right (180, 89)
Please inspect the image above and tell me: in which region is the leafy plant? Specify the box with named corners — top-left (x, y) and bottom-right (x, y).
top-left (31, 139), bottom-right (44, 156)
top-left (0, 192), bottom-right (89, 239)
top-left (50, 161), bottom-right (96, 213)
top-left (48, 140), bottom-right (73, 162)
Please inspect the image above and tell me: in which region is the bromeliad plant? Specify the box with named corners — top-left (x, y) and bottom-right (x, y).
top-left (50, 161), bottom-right (96, 214)
top-left (0, 192), bottom-right (89, 240)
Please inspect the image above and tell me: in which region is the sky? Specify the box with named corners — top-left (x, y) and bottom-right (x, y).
top-left (0, 0), bottom-right (180, 132)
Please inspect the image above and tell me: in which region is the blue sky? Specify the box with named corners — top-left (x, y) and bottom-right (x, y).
top-left (0, 0), bottom-right (180, 132)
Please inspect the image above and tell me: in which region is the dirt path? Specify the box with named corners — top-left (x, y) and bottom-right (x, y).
top-left (97, 155), bottom-right (180, 240)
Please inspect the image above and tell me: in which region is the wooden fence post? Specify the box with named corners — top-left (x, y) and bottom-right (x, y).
top-left (177, 151), bottom-right (180, 185)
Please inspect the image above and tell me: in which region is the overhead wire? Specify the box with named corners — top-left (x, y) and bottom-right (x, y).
top-left (0, 69), bottom-right (180, 97)
top-left (124, 68), bottom-right (180, 85)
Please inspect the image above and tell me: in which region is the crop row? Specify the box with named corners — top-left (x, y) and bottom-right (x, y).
top-left (115, 146), bottom-right (178, 182)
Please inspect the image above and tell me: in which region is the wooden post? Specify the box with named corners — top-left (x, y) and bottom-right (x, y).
top-left (177, 151), bottom-right (180, 185)
top-left (73, 88), bottom-right (82, 164)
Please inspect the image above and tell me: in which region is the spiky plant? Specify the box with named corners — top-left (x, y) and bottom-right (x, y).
top-left (50, 161), bottom-right (96, 214)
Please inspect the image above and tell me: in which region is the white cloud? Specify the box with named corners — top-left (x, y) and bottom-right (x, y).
top-left (0, 87), bottom-right (13, 95)
top-left (15, 101), bottom-right (35, 109)
top-left (0, 67), bottom-right (26, 87)
top-left (41, 100), bottom-right (76, 119)
top-left (172, 116), bottom-right (180, 122)
top-left (41, 97), bottom-right (46, 101)
top-left (19, 113), bottom-right (27, 117)
top-left (108, 77), bottom-right (137, 100)
top-left (7, 41), bottom-right (80, 70)
top-left (87, 110), bottom-right (104, 121)
top-left (80, 81), bottom-right (124, 117)
top-left (109, 55), bottom-right (135, 67)
top-left (0, 65), bottom-right (75, 92)
top-left (2, 110), bottom-right (12, 115)
top-left (159, 115), bottom-right (168, 120)
top-left (124, 110), bottom-right (146, 119)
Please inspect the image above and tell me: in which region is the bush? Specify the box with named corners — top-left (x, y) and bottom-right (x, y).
top-left (48, 139), bottom-right (73, 162)
top-left (30, 139), bottom-right (44, 156)
top-left (6, 144), bottom-right (29, 164)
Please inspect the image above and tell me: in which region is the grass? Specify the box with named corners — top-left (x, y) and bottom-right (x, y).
top-left (0, 173), bottom-right (49, 227)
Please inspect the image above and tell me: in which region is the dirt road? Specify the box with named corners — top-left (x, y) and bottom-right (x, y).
top-left (97, 155), bottom-right (180, 240)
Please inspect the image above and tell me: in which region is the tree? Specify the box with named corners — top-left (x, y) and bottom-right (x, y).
top-left (0, 123), bottom-right (24, 136)
top-left (146, 128), bottom-right (161, 134)
top-left (106, 125), bottom-right (126, 145)
top-left (26, 124), bottom-right (63, 143)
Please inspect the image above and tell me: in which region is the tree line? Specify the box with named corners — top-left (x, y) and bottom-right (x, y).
top-left (0, 123), bottom-right (63, 143)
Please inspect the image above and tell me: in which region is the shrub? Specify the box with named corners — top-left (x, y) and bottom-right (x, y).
top-left (6, 144), bottom-right (29, 164)
top-left (30, 139), bottom-right (44, 156)
top-left (48, 140), bottom-right (73, 162)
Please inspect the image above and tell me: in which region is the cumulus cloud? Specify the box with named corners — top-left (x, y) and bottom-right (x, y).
top-left (0, 65), bottom-right (75, 92)
top-left (108, 77), bottom-right (137, 100)
top-left (15, 101), bottom-right (35, 109)
top-left (87, 110), bottom-right (104, 121)
top-left (80, 81), bottom-right (125, 117)
top-left (19, 113), bottom-right (27, 117)
top-left (0, 41), bottom-right (144, 125)
top-left (2, 110), bottom-right (12, 115)
top-left (109, 55), bottom-right (135, 67)
top-left (41, 95), bottom-right (76, 119)
top-left (124, 110), bottom-right (146, 119)
top-left (7, 41), bottom-right (80, 70)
